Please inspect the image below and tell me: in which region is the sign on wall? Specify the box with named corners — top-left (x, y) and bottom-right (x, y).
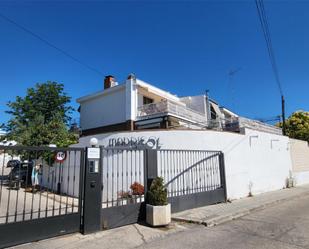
top-left (108, 136), bottom-right (162, 149)
top-left (87, 147), bottom-right (100, 159)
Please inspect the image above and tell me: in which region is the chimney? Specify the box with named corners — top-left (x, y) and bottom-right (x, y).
top-left (104, 75), bottom-right (117, 89)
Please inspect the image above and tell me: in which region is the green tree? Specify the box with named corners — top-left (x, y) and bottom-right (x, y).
top-left (278, 111), bottom-right (309, 142)
top-left (4, 81), bottom-right (78, 147)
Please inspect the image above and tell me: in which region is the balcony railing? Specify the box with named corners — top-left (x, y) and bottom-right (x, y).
top-left (137, 100), bottom-right (208, 126)
top-left (238, 117), bottom-right (282, 135)
top-left (137, 100), bottom-right (282, 135)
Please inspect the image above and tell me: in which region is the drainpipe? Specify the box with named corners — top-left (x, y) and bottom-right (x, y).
top-left (126, 74), bottom-right (137, 131)
top-left (205, 90), bottom-right (211, 127)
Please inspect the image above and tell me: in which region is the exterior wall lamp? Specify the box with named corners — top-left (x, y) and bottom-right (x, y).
top-left (90, 137), bottom-right (99, 148)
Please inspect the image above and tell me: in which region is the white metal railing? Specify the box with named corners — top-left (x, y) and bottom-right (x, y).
top-left (137, 100), bottom-right (208, 125)
top-left (137, 100), bottom-right (282, 135)
top-left (238, 117), bottom-right (282, 135)
top-left (137, 100), bottom-right (168, 117)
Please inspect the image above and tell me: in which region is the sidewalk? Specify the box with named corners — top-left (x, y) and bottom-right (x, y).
top-left (172, 184), bottom-right (309, 227)
top-left (12, 222), bottom-right (190, 249)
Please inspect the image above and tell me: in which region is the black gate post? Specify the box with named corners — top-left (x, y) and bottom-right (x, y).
top-left (143, 149), bottom-right (158, 220)
top-left (219, 152), bottom-right (227, 202)
top-left (145, 149), bottom-right (158, 194)
top-left (82, 146), bottom-right (102, 234)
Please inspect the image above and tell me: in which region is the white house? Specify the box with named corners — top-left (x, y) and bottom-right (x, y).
top-left (59, 74), bottom-right (308, 202)
top-left (77, 74), bottom-right (281, 136)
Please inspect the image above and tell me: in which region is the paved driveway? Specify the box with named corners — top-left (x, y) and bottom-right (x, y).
top-left (0, 182), bottom-right (78, 224)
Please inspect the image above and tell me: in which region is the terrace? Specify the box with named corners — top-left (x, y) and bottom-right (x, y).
top-left (137, 99), bottom-right (209, 127)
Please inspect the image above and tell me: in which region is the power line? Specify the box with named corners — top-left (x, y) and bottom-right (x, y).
top-left (255, 0), bottom-right (283, 96)
top-left (0, 12), bottom-right (104, 76)
top-left (254, 0), bottom-right (286, 135)
top-left (255, 115), bottom-right (281, 124)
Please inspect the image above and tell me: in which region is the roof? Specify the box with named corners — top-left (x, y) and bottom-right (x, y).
top-left (220, 107), bottom-right (239, 117)
top-left (76, 77), bottom-right (223, 109)
top-left (76, 83), bottom-right (125, 103)
top-left (135, 79), bottom-right (180, 102)
top-left (77, 77), bottom-right (180, 104)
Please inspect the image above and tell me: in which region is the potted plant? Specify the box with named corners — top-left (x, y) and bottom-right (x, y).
top-left (130, 181), bottom-right (145, 202)
top-left (117, 190), bottom-right (133, 205)
top-left (146, 177), bottom-right (171, 227)
top-left (117, 182), bottom-right (145, 205)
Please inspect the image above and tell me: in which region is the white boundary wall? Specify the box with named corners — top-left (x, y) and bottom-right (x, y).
top-left (293, 171), bottom-right (309, 186)
top-left (40, 151), bottom-right (82, 198)
top-left (77, 129), bottom-right (292, 200)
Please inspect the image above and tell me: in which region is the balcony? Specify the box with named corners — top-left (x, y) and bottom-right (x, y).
top-left (137, 100), bottom-right (282, 135)
top-left (137, 100), bottom-right (209, 126)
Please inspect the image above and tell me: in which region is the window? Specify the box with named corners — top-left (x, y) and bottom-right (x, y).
top-left (210, 106), bottom-right (217, 119)
top-left (143, 96), bottom-right (154, 105)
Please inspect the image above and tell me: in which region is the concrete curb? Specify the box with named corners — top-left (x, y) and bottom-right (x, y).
top-left (172, 189), bottom-right (309, 227)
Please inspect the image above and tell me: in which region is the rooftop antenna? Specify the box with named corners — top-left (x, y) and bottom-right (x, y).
top-left (228, 68), bottom-right (241, 77)
top-left (228, 68), bottom-right (241, 111)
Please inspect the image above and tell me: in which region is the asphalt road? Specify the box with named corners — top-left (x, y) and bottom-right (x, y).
top-left (138, 194), bottom-right (309, 249)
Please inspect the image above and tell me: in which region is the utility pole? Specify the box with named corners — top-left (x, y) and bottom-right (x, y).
top-left (281, 95), bottom-right (286, 135)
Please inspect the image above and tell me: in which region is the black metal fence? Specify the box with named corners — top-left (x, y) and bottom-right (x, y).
top-left (157, 150), bottom-right (223, 197)
top-left (101, 148), bottom-right (145, 208)
top-left (99, 147), bottom-right (226, 218)
top-left (0, 145), bottom-right (226, 246)
top-left (156, 149), bottom-right (226, 213)
top-left (0, 146), bottom-right (83, 224)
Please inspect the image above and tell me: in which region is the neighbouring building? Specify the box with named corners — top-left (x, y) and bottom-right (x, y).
top-left (0, 129), bottom-right (17, 146)
top-left (0, 129), bottom-right (6, 137)
top-left (77, 74), bottom-right (282, 136)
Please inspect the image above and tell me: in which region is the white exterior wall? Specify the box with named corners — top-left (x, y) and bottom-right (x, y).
top-left (79, 86), bottom-right (127, 130)
top-left (137, 94), bottom-right (143, 108)
top-left (40, 151), bottom-right (82, 197)
top-left (125, 79), bottom-right (135, 120)
top-left (78, 129), bottom-right (292, 200)
top-left (293, 171), bottom-right (309, 186)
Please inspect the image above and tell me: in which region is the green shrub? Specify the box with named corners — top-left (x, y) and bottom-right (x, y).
top-left (147, 177), bottom-right (168, 206)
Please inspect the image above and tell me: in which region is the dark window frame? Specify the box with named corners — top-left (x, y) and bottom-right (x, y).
top-left (143, 96), bottom-right (154, 105)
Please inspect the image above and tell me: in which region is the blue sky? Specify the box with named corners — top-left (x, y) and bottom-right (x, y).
top-left (0, 0), bottom-right (308, 125)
